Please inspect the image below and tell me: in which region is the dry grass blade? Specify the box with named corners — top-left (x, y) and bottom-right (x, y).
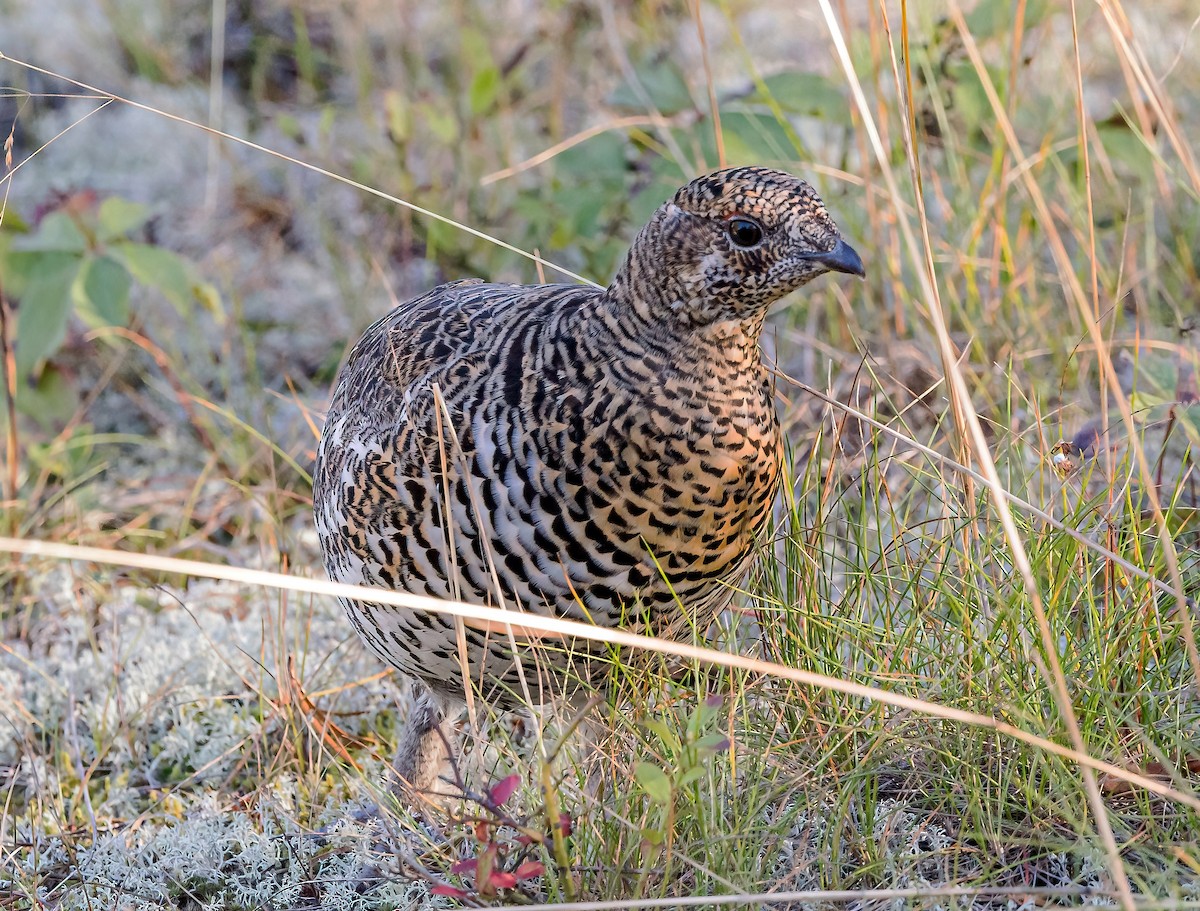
top-left (0, 295), bottom-right (17, 517)
top-left (2, 534), bottom-right (1197, 813)
top-left (690, 0), bottom-right (725, 169)
top-left (487, 885), bottom-right (1118, 911)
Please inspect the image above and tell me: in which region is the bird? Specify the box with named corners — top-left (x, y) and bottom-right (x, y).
top-left (313, 166), bottom-right (865, 797)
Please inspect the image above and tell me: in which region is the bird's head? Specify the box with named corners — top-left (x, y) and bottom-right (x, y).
top-left (611, 166), bottom-right (864, 331)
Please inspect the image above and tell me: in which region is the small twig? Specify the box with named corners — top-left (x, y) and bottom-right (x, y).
top-left (0, 112), bottom-right (20, 519)
top-left (0, 289), bottom-right (18, 517)
top-left (690, 0), bottom-right (725, 169)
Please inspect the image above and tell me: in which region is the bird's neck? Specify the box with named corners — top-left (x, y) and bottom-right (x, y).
top-left (585, 292), bottom-right (767, 395)
top-left (601, 242), bottom-right (768, 368)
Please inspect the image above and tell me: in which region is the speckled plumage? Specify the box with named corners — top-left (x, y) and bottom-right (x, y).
top-left (314, 167), bottom-right (863, 785)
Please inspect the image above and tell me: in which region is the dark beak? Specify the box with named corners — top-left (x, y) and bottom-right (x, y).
top-left (814, 238), bottom-right (865, 277)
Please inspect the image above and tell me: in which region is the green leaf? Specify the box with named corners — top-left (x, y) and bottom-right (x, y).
top-left (2, 250), bottom-right (46, 299)
top-left (554, 131), bottom-right (628, 180)
top-left (1096, 122), bottom-right (1157, 180)
top-left (945, 60), bottom-right (992, 134)
top-left (109, 242), bottom-right (192, 310)
top-left (628, 168), bottom-right (684, 228)
top-left (693, 732), bottom-right (730, 755)
top-left (469, 67), bottom-right (501, 116)
top-left (194, 281), bottom-right (225, 321)
top-left (0, 209), bottom-right (31, 233)
top-left (676, 766), bottom-right (707, 788)
top-left (75, 255), bottom-right (132, 326)
top-left (640, 826), bottom-right (664, 846)
top-left (609, 59), bottom-right (693, 116)
top-left (97, 197), bottom-right (151, 242)
top-left (275, 112), bottom-right (303, 142)
top-left (418, 103), bottom-right (459, 145)
top-left (14, 212), bottom-right (88, 253)
top-left (459, 25), bottom-right (493, 69)
top-left (689, 693), bottom-right (723, 732)
top-left (720, 112), bottom-right (796, 165)
top-left (423, 216), bottom-right (458, 262)
top-left (383, 90), bottom-right (410, 143)
top-left (15, 364), bottom-right (78, 428)
top-left (965, 0), bottom-right (1052, 39)
top-left (561, 184), bottom-right (611, 239)
top-left (1129, 391), bottom-right (1161, 415)
top-left (14, 252), bottom-right (80, 375)
top-left (634, 762), bottom-right (672, 804)
top-left (642, 718), bottom-right (681, 752)
top-left (754, 71), bottom-right (848, 120)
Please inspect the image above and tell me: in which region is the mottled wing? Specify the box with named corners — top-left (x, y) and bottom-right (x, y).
top-left (314, 281), bottom-right (520, 631)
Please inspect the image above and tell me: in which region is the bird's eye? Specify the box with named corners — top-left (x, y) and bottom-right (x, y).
top-left (726, 217), bottom-right (763, 248)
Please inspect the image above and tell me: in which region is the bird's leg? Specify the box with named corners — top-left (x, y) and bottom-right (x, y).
top-left (391, 684), bottom-right (463, 806)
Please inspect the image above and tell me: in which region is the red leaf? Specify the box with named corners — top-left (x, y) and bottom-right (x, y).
top-left (556, 812), bottom-right (574, 837)
top-left (488, 773), bottom-right (521, 806)
top-left (514, 860), bottom-right (545, 881)
top-left (450, 858), bottom-right (478, 875)
top-left (474, 820), bottom-right (491, 842)
top-left (431, 884), bottom-right (469, 898)
top-left (489, 871), bottom-right (518, 890)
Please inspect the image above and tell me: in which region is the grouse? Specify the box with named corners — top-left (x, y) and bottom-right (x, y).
top-left (314, 166), bottom-right (864, 794)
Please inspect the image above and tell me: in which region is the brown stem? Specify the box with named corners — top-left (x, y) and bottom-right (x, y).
top-left (0, 286), bottom-right (20, 526)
